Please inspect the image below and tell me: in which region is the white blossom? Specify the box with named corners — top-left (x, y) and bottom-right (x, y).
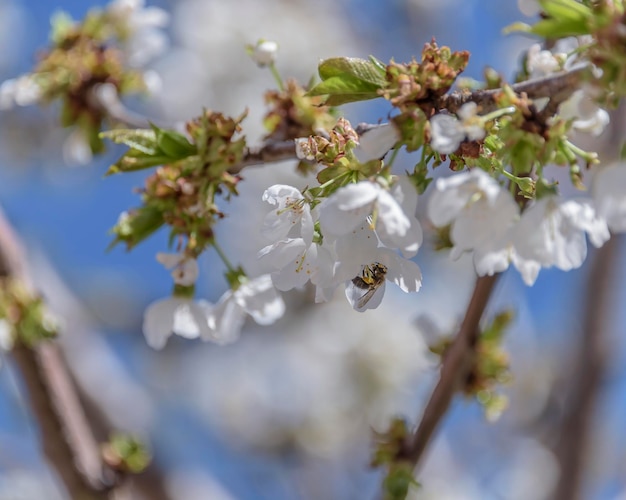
top-left (354, 123), bottom-right (400, 162)
top-left (428, 169), bottom-right (541, 285)
top-left (0, 75), bottom-right (41, 110)
top-left (294, 137), bottom-right (315, 161)
top-left (107, 0), bottom-right (170, 67)
top-left (0, 319), bottom-right (13, 351)
top-left (62, 129), bottom-right (93, 166)
top-left (559, 88), bottom-right (610, 136)
top-left (592, 163), bottom-right (626, 232)
top-left (429, 102), bottom-right (485, 154)
top-left (249, 40), bottom-right (278, 67)
top-left (142, 297), bottom-right (213, 349)
top-left (204, 275), bottom-right (285, 345)
top-left (319, 177), bottom-right (423, 257)
top-left (156, 252), bottom-right (199, 286)
top-left (518, 0), bottom-right (540, 17)
top-left (262, 185), bottom-right (315, 244)
top-left (514, 196), bottom-right (609, 272)
top-left (258, 238), bottom-right (334, 292)
top-left (345, 247), bottom-right (422, 312)
top-left (526, 44), bottom-right (561, 79)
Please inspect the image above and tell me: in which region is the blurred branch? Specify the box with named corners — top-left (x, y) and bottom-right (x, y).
top-left (0, 209), bottom-right (119, 499)
top-left (553, 237), bottom-right (620, 500)
top-left (401, 274), bottom-right (499, 469)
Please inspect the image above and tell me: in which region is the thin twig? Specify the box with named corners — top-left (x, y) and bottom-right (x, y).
top-left (401, 274), bottom-right (499, 468)
top-left (553, 237), bottom-right (620, 500)
top-left (0, 208), bottom-right (119, 499)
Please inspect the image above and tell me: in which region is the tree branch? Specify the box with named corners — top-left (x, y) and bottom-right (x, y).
top-left (0, 208), bottom-right (119, 499)
top-left (553, 237), bottom-right (620, 500)
top-left (401, 274), bottom-right (499, 468)
top-left (92, 66), bottom-right (588, 174)
top-left (438, 64), bottom-right (588, 115)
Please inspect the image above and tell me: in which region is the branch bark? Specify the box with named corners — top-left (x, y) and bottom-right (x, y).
top-left (0, 209), bottom-right (119, 500)
top-left (402, 274), bottom-right (499, 468)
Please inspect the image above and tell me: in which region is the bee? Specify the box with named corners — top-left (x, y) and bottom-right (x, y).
top-left (351, 262), bottom-right (388, 309)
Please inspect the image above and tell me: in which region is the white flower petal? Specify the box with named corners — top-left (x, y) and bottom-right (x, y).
top-left (142, 297), bottom-right (179, 349)
top-left (236, 275), bottom-right (285, 325)
top-left (206, 293), bottom-right (246, 345)
top-left (430, 113), bottom-right (465, 154)
top-left (354, 123), bottom-right (399, 162)
top-left (345, 280), bottom-right (386, 312)
top-left (319, 182), bottom-right (379, 235)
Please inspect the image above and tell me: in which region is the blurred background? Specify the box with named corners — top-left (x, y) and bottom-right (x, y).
top-left (0, 0), bottom-right (625, 499)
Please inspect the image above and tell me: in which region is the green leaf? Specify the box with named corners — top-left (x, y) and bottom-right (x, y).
top-left (105, 153), bottom-right (174, 175)
top-left (318, 57), bottom-right (387, 86)
top-left (309, 57), bottom-right (387, 105)
top-left (108, 207), bottom-right (165, 250)
top-left (151, 124), bottom-right (197, 159)
top-left (539, 0), bottom-right (591, 21)
top-left (309, 76), bottom-right (382, 105)
top-left (529, 18), bottom-right (590, 37)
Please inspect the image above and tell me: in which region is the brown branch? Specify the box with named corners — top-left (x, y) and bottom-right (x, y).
top-left (93, 66), bottom-right (589, 174)
top-left (438, 64), bottom-right (589, 115)
top-left (0, 209), bottom-right (119, 499)
top-left (401, 274), bottom-right (499, 468)
top-left (553, 237), bottom-right (620, 500)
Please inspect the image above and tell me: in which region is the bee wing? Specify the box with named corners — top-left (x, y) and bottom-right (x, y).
top-left (356, 287), bottom-right (377, 309)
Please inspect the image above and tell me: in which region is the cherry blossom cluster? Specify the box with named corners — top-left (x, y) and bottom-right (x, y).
top-left (258, 175), bottom-right (423, 312)
top-left (427, 166), bottom-right (626, 285)
top-left (143, 253), bottom-right (284, 349)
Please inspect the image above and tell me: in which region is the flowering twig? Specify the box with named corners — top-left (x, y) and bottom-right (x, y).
top-left (401, 274), bottom-right (499, 468)
top-left (0, 209), bottom-right (119, 499)
top-left (92, 66), bottom-right (587, 177)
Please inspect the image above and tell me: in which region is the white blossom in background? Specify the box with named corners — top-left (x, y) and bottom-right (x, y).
top-left (0, 74), bottom-right (41, 110)
top-left (182, 299), bottom-right (429, 458)
top-left (319, 177), bottom-right (423, 257)
top-left (204, 275), bottom-right (285, 345)
top-left (592, 163), bottom-right (626, 233)
top-left (0, 319), bottom-right (13, 352)
top-left (249, 39), bottom-right (278, 67)
top-left (261, 185), bottom-right (315, 244)
top-left (526, 43), bottom-right (561, 78)
top-left (106, 0), bottom-right (170, 67)
top-left (429, 102), bottom-right (485, 155)
top-left (558, 88), bottom-right (610, 136)
top-left (143, 296), bottom-right (213, 349)
top-left (514, 196), bottom-right (609, 272)
top-left (156, 252), bottom-right (199, 286)
top-left (62, 129), bottom-right (93, 166)
top-left (517, 0), bottom-right (540, 17)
